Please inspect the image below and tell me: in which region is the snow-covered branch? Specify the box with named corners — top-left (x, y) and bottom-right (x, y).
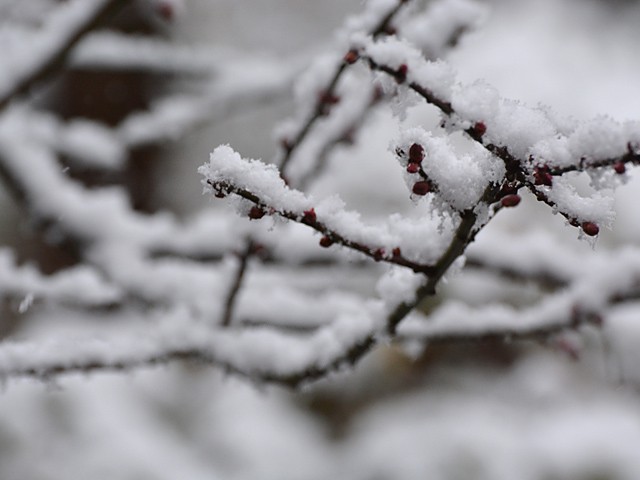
top-left (0, 0), bottom-right (638, 393)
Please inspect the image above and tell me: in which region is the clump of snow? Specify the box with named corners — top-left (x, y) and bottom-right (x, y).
top-left (200, 145), bottom-right (311, 213)
top-left (543, 177), bottom-right (615, 229)
top-left (376, 267), bottom-right (426, 306)
top-left (356, 34), bottom-right (457, 104)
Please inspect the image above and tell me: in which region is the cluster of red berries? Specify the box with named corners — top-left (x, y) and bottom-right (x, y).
top-left (404, 143), bottom-right (433, 196)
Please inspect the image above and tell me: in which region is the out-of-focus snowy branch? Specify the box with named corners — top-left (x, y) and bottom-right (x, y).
top-left (0, 0), bottom-right (128, 111)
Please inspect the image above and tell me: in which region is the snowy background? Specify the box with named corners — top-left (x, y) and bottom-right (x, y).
top-left (1, 0), bottom-right (640, 479)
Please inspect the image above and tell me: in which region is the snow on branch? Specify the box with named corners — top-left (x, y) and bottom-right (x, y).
top-left (0, 0), bottom-right (637, 390)
top-left (202, 145), bottom-right (457, 273)
top-left (355, 33), bottom-right (639, 236)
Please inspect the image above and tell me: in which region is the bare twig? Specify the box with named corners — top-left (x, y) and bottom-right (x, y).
top-left (220, 240), bottom-right (254, 327)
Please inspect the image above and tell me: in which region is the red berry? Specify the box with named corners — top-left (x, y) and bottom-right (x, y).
top-left (412, 181), bottom-right (431, 196)
top-left (581, 221), bottom-right (599, 236)
top-left (500, 194), bottom-right (521, 208)
top-left (472, 122), bottom-right (486, 138)
top-left (408, 143), bottom-right (424, 164)
top-left (406, 163), bottom-right (419, 174)
top-left (614, 161), bottom-right (626, 174)
top-left (319, 236), bottom-right (333, 248)
top-left (343, 50), bottom-right (359, 65)
top-left (302, 208), bottom-right (316, 224)
top-left (248, 206), bottom-right (265, 220)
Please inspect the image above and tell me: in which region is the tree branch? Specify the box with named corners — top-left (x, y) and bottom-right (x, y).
top-left (0, 0), bottom-right (128, 112)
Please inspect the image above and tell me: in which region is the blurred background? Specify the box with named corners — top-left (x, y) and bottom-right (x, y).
top-left (1, 0), bottom-right (640, 479)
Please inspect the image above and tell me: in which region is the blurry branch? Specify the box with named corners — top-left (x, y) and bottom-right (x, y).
top-left (9, 53), bottom-right (298, 172)
top-left (0, 249), bottom-right (121, 308)
top-left (0, 0), bottom-right (128, 112)
top-left (464, 256), bottom-right (569, 290)
top-left (397, 308), bottom-right (605, 345)
top-left (69, 31), bottom-right (219, 75)
top-left (2, 260), bottom-right (639, 386)
top-left (220, 240), bottom-right (253, 328)
top-left (276, 0), bottom-right (410, 174)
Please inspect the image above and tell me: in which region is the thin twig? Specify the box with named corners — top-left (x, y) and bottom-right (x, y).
top-left (220, 240), bottom-right (254, 327)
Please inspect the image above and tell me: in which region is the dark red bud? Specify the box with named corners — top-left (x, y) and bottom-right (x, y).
top-left (383, 25), bottom-right (397, 36)
top-left (372, 85), bottom-right (384, 102)
top-left (472, 121), bottom-right (486, 138)
top-left (500, 194), bottom-right (521, 208)
top-left (392, 247), bottom-right (402, 258)
top-left (248, 206), bottom-right (265, 220)
top-left (156, 1), bottom-right (174, 21)
top-left (319, 236), bottom-right (334, 248)
top-left (319, 91), bottom-right (340, 105)
top-left (406, 163), bottom-right (419, 174)
top-left (581, 221), bottom-right (599, 237)
top-left (409, 143), bottom-right (424, 164)
top-left (302, 208), bottom-right (316, 224)
top-left (396, 64), bottom-right (408, 83)
top-left (280, 138), bottom-right (292, 151)
top-left (412, 181), bottom-right (431, 196)
top-left (534, 166), bottom-right (553, 186)
top-left (373, 248), bottom-right (385, 261)
top-left (500, 183), bottom-right (517, 195)
top-left (343, 50), bottom-right (359, 65)
top-left (614, 161), bottom-right (626, 174)
top-left (251, 243), bottom-right (267, 257)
